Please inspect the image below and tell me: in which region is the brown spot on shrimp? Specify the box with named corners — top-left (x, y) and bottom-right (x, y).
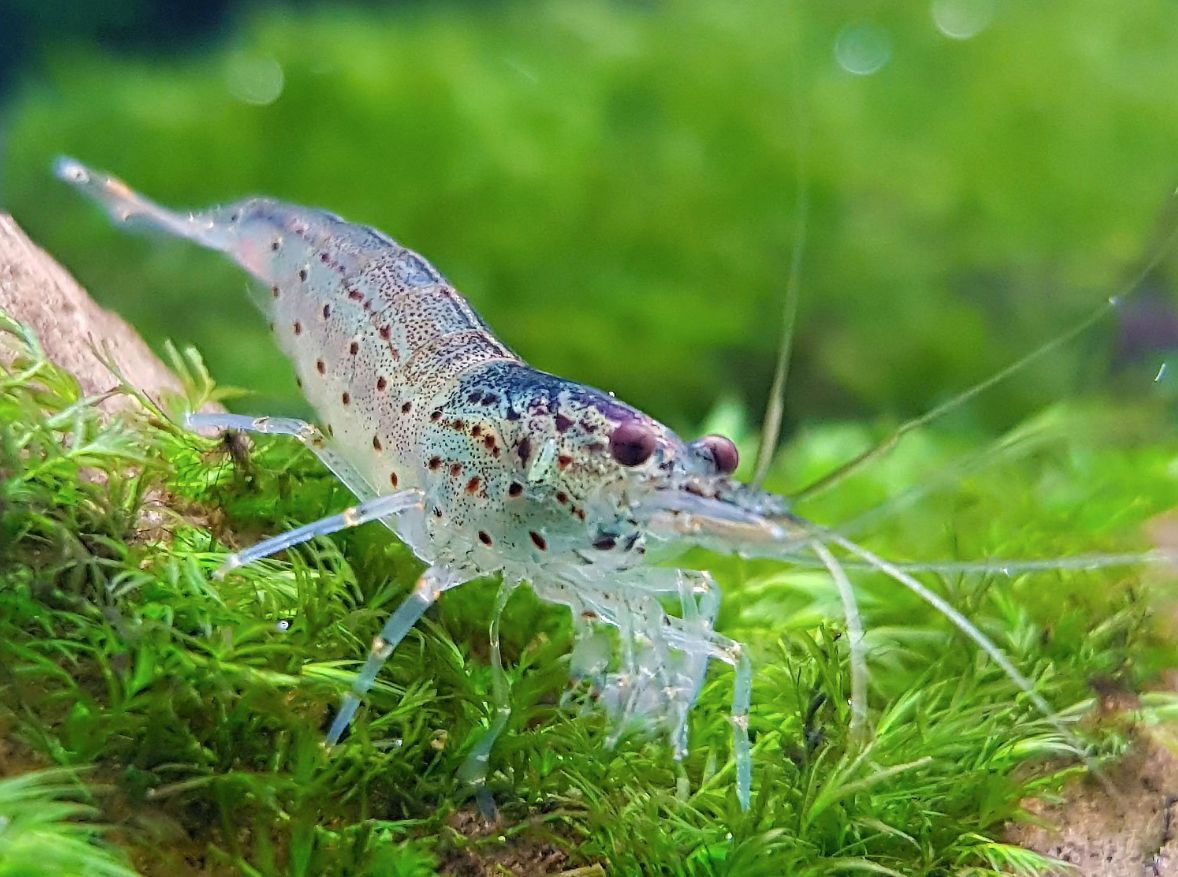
top-left (529, 531), bottom-right (547, 550)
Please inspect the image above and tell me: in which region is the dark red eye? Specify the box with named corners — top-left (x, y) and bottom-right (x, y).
top-left (609, 422), bottom-right (657, 467)
top-left (699, 434), bottom-right (739, 474)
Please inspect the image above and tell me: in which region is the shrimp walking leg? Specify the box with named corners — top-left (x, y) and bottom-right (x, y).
top-left (809, 540), bottom-right (868, 746)
top-left (635, 570), bottom-right (722, 754)
top-left (215, 490), bottom-right (423, 578)
top-left (732, 649), bottom-right (752, 810)
top-left (568, 567), bottom-right (750, 806)
top-left (457, 580), bottom-right (519, 820)
top-left (327, 566), bottom-right (469, 746)
top-left (185, 413), bottom-right (379, 501)
top-left (658, 614), bottom-right (751, 809)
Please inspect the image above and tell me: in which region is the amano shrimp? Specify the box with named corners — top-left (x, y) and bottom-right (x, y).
top-left (56, 157), bottom-right (1162, 815)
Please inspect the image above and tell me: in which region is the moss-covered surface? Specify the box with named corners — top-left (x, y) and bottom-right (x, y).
top-left (3, 297), bottom-right (1178, 875)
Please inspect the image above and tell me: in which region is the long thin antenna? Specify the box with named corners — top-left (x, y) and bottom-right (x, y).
top-left (810, 539), bottom-right (868, 746)
top-left (792, 521), bottom-right (1089, 753)
top-left (752, 13), bottom-right (810, 488)
top-left (791, 214), bottom-right (1178, 504)
top-left (752, 183), bottom-right (808, 487)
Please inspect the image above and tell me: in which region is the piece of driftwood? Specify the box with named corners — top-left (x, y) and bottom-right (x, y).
top-left (1006, 723), bottom-right (1178, 876)
top-left (0, 212), bottom-right (186, 411)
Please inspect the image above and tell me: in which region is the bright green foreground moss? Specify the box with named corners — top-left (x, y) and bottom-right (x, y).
top-left (2, 309), bottom-right (1178, 875)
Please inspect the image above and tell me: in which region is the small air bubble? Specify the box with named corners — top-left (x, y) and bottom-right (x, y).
top-left (276, 619), bottom-right (291, 632)
top-left (226, 52), bottom-right (285, 106)
top-left (931, 0), bottom-right (995, 40)
top-left (834, 23), bottom-right (892, 76)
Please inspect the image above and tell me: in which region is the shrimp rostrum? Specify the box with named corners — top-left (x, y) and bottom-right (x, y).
top-left (57, 157), bottom-right (1115, 814)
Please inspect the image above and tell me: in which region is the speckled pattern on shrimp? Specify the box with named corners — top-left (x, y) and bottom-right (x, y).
top-left (60, 156), bottom-right (1087, 818)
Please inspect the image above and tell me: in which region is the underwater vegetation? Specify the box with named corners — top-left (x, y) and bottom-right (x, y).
top-left (4, 1), bottom-right (1178, 874)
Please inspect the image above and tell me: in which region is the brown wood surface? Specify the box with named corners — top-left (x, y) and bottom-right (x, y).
top-left (0, 212), bottom-right (186, 411)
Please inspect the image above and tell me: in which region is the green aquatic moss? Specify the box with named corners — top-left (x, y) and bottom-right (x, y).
top-left (3, 303), bottom-right (1178, 875)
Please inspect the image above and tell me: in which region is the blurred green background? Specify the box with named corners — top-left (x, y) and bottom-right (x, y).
top-left (2, 0), bottom-right (1177, 439)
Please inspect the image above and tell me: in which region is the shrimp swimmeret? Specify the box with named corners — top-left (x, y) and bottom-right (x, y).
top-left (56, 156), bottom-right (1172, 815)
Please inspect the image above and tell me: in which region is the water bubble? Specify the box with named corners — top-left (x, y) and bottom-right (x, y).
top-left (226, 52), bottom-right (285, 106)
top-left (275, 618), bottom-right (292, 632)
top-left (834, 24), bottom-right (892, 77)
top-left (931, 0), bottom-right (995, 40)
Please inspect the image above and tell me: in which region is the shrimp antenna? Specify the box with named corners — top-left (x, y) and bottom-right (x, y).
top-left (789, 518), bottom-right (1126, 799)
top-left (752, 15), bottom-right (809, 488)
top-left (792, 192), bottom-right (1178, 504)
top-left (752, 173), bottom-right (808, 487)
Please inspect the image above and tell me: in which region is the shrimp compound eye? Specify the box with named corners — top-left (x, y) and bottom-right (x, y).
top-left (609, 422), bottom-right (657, 467)
top-left (693, 434), bottom-right (740, 475)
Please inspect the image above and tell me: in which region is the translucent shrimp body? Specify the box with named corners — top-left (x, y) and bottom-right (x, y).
top-left (59, 157), bottom-right (1129, 815)
top-left (58, 158), bottom-right (765, 810)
